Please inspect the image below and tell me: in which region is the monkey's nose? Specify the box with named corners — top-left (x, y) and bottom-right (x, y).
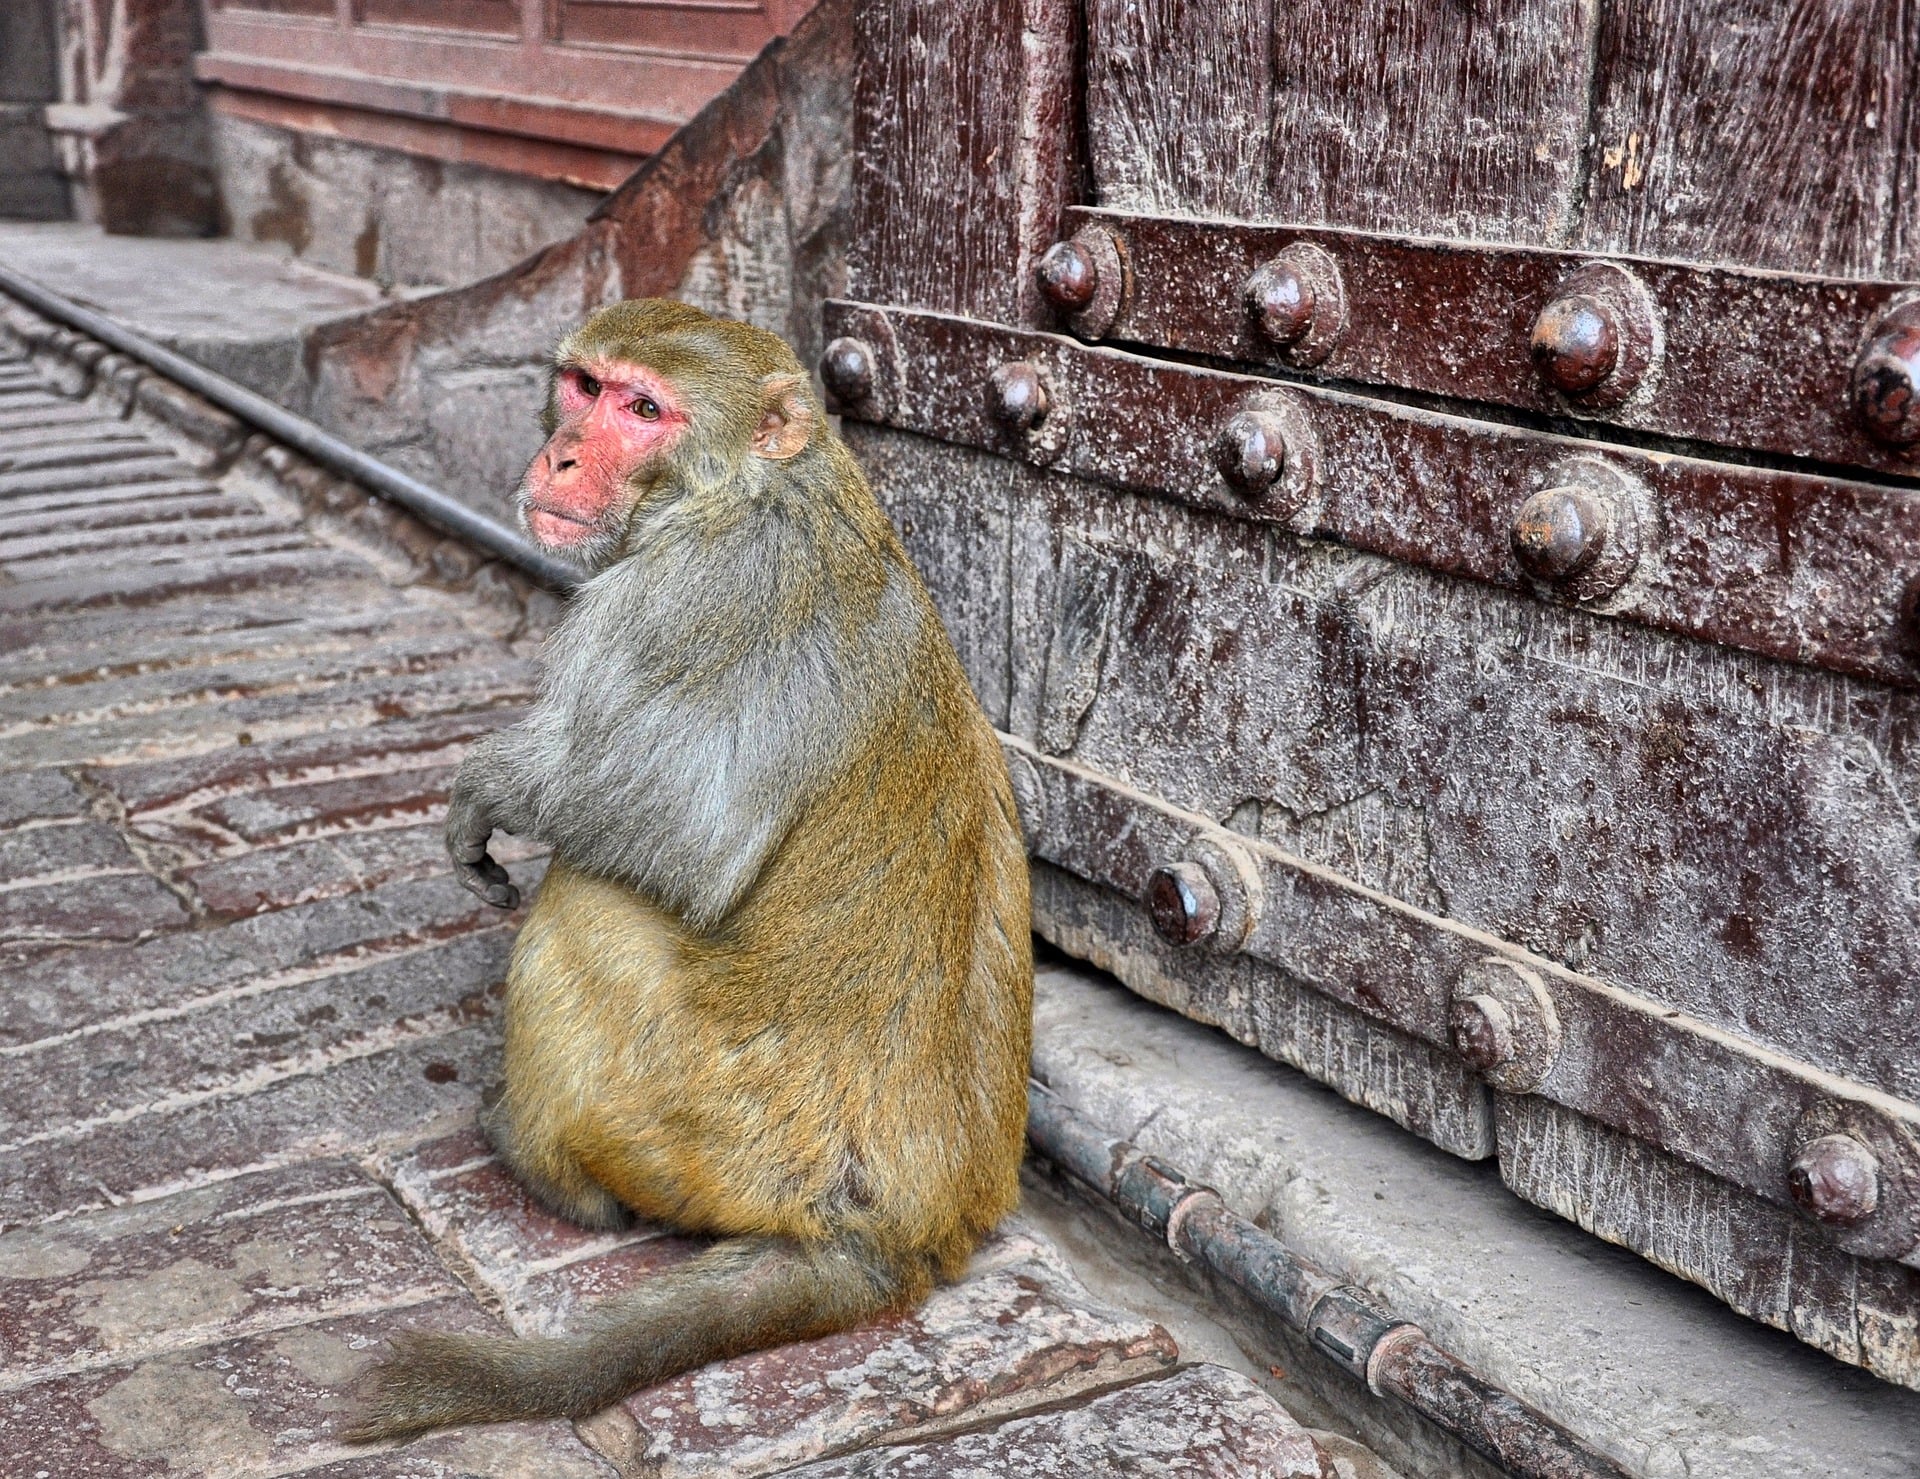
top-left (553, 455), bottom-right (578, 473)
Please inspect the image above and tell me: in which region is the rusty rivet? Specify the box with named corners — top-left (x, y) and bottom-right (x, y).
top-left (1788, 1134), bottom-right (1881, 1227)
top-left (1040, 225), bottom-right (1128, 341)
top-left (1146, 861), bottom-right (1220, 947)
top-left (1852, 307), bottom-right (1920, 447)
top-left (1530, 293), bottom-right (1620, 394)
top-left (1448, 994), bottom-right (1516, 1074)
top-left (1214, 408), bottom-right (1291, 495)
top-left (1242, 243), bottom-right (1346, 366)
top-left (1247, 259), bottom-right (1315, 346)
top-left (1898, 575), bottom-right (1920, 650)
top-left (1450, 956), bottom-right (1563, 1093)
top-left (1036, 239), bottom-right (1100, 312)
top-left (820, 337), bottom-right (875, 405)
top-left (1528, 262), bottom-right (1658, 407)
top-left (1512, 484), bottom-right (1617, 585)
top-left (988, 361), bottom-right (1049, 432)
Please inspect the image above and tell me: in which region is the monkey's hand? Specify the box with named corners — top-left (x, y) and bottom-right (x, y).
top-left (446, 787), bottom-right (521, 910)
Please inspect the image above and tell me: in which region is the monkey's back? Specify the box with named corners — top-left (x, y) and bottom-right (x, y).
top-left (500, 599), bottom-right (1032, 1279)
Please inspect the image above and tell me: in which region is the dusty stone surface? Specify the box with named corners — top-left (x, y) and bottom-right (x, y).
top-left (781, 1364), bottom-right (1332, 1478)
top-left (608, 1226), bottom-right (1177, 1478)
top-left (0, 337), bottom-right (613, 1479)
top-left (0, 1300), bottom-right (613, 1479)
top-left (0, 221), bottom-right (394, 401)
top-left (378, 1128), bottom-right (1184, 1475)
top-left (0, 1160), bottom-right (457, 1383)
top-left (1030, 961), bottom-right (1920, 1479)
top-left (0, 335), bottom-right (1335, 1478)
top-left (377, 1128), bottom-right (706, 1334)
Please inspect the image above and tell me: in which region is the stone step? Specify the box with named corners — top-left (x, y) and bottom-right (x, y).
top-left (1027, 960), bottom-right (1920, 1479)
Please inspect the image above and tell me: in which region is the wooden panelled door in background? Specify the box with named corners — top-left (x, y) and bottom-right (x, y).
top-left (826, 0), bottom-right (1920, 1386)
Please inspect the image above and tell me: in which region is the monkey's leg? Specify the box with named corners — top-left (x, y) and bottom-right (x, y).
top-left (480, 1091), bottom-right (633, 1232)
top-left (481, 858), bottom-right (667, 1233)
top-left (345, 1235), bottom-right (931, 1440)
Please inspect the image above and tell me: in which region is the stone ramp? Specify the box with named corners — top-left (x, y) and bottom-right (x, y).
top-left (0, 223), bottom-right (393, 406)
top-left (0, 331), bottom-right (1328, 1475)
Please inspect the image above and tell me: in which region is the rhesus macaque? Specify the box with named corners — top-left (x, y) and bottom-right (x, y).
top-left (347, 300), bottom-right (1032, 1439)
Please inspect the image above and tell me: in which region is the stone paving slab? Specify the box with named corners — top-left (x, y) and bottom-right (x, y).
top-left (0, 629), bottom-right (489, 732)
top-left (0, 493), bottom-right (273, 542)
top-left (0, 1159), bottom-right (456, 1384)
top-left (0, 1300), bottom-right (613, 1479)
top-left (0, 627), bottom-right (514, 738)
top-left (0, 590), bottom-right (424, 671)
top-left (0, 928), bottom-right (517, 1144)
top-left (376, 1129), bottom-right (683, 1308)
top-left (603, 1226), bottom-right (1178, 1479)
top-left (3, 874), bottom-right (522, 1047)
top-left (781, 1364), bottom-right (1333, 1478)
top-left (0, 768), bottom-right (85, 827)
top-left (91, 708), bottom-right (515, 811)
top-left (0, 1022), bottom-right (502, 1228)
top-left (0, 332), bottom-right (1331, 1478)
top-left (2, 870), bottom-right (192, 954)
top-left (185, 824), bottom-right (520, 921)
top-left (378, 1129), bottom-right (1183, 1476)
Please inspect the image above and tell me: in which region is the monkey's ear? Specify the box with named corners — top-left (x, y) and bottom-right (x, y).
top-left (752, 373), bottom-right (814, 461)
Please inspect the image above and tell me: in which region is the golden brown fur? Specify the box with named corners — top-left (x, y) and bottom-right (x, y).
top-left (347, 301), bottom-right (1031, 1440)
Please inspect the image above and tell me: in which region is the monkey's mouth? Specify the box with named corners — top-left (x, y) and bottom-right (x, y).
top-left (523, 503), bottom-right (601, 547)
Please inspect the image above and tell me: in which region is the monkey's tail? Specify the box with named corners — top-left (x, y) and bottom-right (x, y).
top-left (343, 1235), bottom-right (918, 1442)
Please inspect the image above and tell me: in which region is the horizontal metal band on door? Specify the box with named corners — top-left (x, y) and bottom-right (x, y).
top-left (822, 299), bottom-right (1920, 687)
top-left (1053, 206), bottom-right (1920, 478)
top-left (998, 734), bottom-right (1920, 1269)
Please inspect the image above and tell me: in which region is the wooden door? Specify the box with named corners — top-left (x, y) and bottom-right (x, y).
top-left (829, 0), bottom-right (1920, 1387)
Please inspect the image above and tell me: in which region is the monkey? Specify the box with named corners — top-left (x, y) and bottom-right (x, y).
top-left (345, 299), bottom-right (1033, 1441)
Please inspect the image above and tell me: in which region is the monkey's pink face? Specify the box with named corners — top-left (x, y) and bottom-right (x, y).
top-left (519, 361), bottom-right (688, 554)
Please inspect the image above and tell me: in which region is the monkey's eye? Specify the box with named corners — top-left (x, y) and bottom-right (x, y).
top-left (630, 397), bottom-right (660, 421)
top-left (571, 370), bottom-right (600, 398)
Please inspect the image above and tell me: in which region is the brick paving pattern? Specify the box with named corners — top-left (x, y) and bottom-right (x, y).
top-left (0, 330), bottom-right (1326, 1475)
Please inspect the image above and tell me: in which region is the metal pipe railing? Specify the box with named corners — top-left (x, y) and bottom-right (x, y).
top-left (0, 263), bottom-right (580, 592)
top-left (1026, 1080), bottom-right (1629, 1479)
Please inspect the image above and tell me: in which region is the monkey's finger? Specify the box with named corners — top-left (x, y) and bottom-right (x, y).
top-left (475, 853), bottom-right (511, 887)
top-left (447, 826), bottom-right (495, 865)
top-left (444, 797), bottom-right (496, 862)
top-left (455, 854), bottom-right (518, 908)
top-left (460, 873), bottom-right (518, 910)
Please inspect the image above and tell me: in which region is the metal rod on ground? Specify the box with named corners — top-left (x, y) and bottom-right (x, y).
top-left (0, 263), bottom-right (580, 592)
top-left (1025, 1080), bottom-right (1629, 1479)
